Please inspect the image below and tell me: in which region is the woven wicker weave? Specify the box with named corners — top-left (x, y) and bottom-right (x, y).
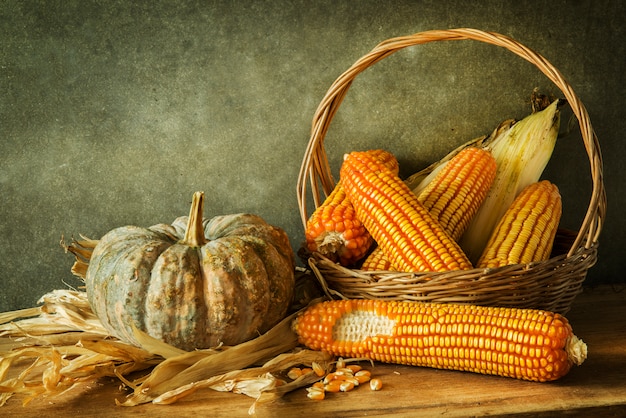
top-left (296, 28), bottom-right (605, 314)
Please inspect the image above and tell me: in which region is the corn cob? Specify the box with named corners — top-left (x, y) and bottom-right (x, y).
top-left (304, 149), bottom-right (399, 266)
top-left (360, 147), bottom-right (494, 271)
top-left (419, 147), bottom-right (497, 241)
top-left (460, 100), bottom-right (561, 263)
top-left (293, 299), bottom-right (587, 382)
top-left (341, 151), bottom-right (472, 272)
top-left (360, 245), bottom-right (393, 271)
top-left (477, 180), bottom-right (562, 268)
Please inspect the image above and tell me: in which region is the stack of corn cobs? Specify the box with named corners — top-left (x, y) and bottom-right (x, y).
top-left (295, 98), bottom-right (588, 384)
top-left (305, 98), bottom-right (563, 271)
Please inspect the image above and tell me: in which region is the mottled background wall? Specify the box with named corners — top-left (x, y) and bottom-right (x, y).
top-left (1, 0), bottom-right (624, 311)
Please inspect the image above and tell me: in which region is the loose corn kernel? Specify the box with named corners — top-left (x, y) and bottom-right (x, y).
top-left (312, 361), bottom-right (326, 377)
top-left (370, 378), bottom-right (383, 391)
top-left (324, 380), bottom-right (343, 393)
top-left (287, 367), bottom-right (303, 380)
top-left (346, 364), bottom-right (362, 373)
top-left (354, 370), bottom-right (372, 384)
top-left (340, 381), bottom-right (356, 392)
top-left (344, 376), bottom-right (360, 387)
top-left (323, 372), bottom-right (346, 384)
top-left (311, 381), bottom-right (325, 390)
top-left (306, 387), bottom-right (325, 400)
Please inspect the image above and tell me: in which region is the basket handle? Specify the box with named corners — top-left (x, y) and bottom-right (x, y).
top-left (297, 28), bottom-right (605, 259)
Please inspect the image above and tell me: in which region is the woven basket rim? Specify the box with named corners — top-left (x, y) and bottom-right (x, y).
top-left (296, 28), bottom-right (606, 261)
top-left (306, 240), bottom-right (598, 314)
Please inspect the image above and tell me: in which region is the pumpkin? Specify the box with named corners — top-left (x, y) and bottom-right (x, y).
top-left (84, 191), bottom-right (295, 351)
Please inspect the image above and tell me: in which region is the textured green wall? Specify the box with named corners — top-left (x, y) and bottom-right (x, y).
top-left (1, 0), bottom-right (624, 311)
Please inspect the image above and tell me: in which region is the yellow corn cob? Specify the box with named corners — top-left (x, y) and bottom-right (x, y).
top-left (477, 180), bottom-right (562, 268)
top-left (341, 151), bottom-right (472, 272)
top-left (360, 246), bottom-right (393, 271)
top-left (419, 147), bottom-right (497, 241)
top-left (304, 149), bottom-right (399, 266)
top-left (405, 120), bottom-right (514, 195)
top-left (361, 147), bottom-right (496, 271)
top-left (293, 299), bottom-right (587, 382)
top-left (460, 100), bottom-right (561, 263)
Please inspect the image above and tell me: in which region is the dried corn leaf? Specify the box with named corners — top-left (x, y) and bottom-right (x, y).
top-left (120, 311), bottom-right (301, 406)
top-left (1, 318), bottom-right (89, 338)
top-left (61, 235), bottom-right (98, 280)
top-left (38, 290), bottom-right (106, 333)
top-left (130, 323), bottom-right (188, 359)
top-left (1, 289), bottom-right (328, 410)
top-left (0, 307), bottom-right (42, 326)
top-left (0, 346), bottom-right (79, 406)
top-left (151, 349), bottom-right (332, 405)
top-left (0, 290), bottom-right (157, 406)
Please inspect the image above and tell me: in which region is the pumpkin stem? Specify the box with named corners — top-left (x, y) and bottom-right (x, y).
top-left (182, 191), bottom-right (208, 247)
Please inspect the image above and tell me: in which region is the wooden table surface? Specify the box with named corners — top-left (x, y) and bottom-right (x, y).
top-left (2, 285), bottom-right (625, 417)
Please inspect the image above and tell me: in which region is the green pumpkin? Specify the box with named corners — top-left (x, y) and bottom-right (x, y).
top-left (85, 192), bottom-right (295, 351)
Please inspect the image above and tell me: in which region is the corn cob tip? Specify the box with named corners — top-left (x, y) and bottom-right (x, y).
top-left (567, 335), bottom-right (587, 366)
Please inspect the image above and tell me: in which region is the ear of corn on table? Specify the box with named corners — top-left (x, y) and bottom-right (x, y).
top-left (293, 299), bottom-right (587, 382)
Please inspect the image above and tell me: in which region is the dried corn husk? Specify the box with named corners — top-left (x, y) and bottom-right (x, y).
top-left (404, 120), bottom-right (514, 193)
top-left (0, 290), bottom-right (158, 407)
top-left (0, 289), bottom-right (330, 413)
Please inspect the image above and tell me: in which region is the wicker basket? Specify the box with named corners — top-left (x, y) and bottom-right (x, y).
top-left (296, 28), bottom-right (605, 314)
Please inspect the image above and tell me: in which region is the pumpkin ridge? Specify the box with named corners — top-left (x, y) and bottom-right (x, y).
top-left (145, 244), bottom-right (208, 351)
top-left (86, 229), bottom-right (175, 345)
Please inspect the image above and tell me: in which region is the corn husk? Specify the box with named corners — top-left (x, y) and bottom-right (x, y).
top-left (404, 120), bottom-right (514, 194)
top-left (0, 288), bottom-right (329, 413)
top-left (0, 290), bottom-right (158, 407)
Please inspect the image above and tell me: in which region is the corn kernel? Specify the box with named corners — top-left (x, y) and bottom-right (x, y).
top-left (307, 387), bottom-right (325, 400)
top-left (370, 378), bottom-right (383, 391)
top-left (311, 381), bottom-right (324, 390)
top-left (355, 373), bottom-right (371, 385)
top-left (340, 381), bottom-right (355, 392)
top-left (287, 368), bottom-right (302, 380)
top-left (312, 361), bottom-right (326, 377)
top-left (324, 380), bottom-right (342, 393)
top-left (346, 364), bottom-right (362, 373)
